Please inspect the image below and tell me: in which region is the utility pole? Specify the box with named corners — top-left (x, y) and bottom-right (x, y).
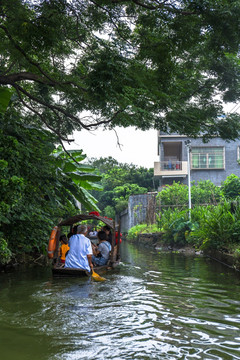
top-left (185, 140), bottom-right (192, 220)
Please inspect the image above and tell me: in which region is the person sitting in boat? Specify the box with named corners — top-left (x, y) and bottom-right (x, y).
top-left (102, 225), bottom-right (112, 245)
top-left (89, 227), bottom-right (98, 238)
top-left (66, 225), bottom-right (78, 242)
top-left (65, 224), bottom-right (93, 272)
top-left (92, 230), bottom-right (111, 266)
top-left (59, 234), bottom-right (70, 264)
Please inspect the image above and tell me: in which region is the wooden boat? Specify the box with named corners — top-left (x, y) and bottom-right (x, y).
top-left (49, 213), bottom-right (121, 277)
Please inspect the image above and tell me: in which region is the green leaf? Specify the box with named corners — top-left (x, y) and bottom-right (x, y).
top-left (63, 181), bottom-right (100, 211)
top-left (62, 162), bottom-right (95, 173)
top-left (69, 172), bottom-right (102, 184)
top-left (0, 87), bottom-right (13, 113)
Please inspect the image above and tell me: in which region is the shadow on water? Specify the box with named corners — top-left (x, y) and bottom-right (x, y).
top-left (0, 241), bottom-right (240, 360)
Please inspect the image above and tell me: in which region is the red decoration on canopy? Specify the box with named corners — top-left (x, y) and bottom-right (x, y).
top-left (104, 216), bottom-right (112, 220)
top-left (89, 211), bottom-right (100, 217)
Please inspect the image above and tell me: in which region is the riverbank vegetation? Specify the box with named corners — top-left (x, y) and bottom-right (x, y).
top-left (127, 177), bottom-right (240, 262)
top-left (0, 109), bottom-right (102, 266)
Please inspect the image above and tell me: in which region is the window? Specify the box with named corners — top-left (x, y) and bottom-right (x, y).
top-left (191, 147), bottom-right (224, 169)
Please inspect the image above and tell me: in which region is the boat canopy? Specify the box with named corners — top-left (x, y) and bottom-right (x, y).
top-left (58, 214), bottom-right (114, 229)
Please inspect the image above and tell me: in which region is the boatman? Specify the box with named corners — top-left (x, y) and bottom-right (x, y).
top-left (65, 224), bottom-right (93, 272)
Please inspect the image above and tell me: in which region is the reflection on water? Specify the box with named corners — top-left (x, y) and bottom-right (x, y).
top-left (0, 242), bottom-right (240, 360)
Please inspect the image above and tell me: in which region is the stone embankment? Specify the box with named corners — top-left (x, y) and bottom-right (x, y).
top-left (127, 233), bottom-right (240, 272)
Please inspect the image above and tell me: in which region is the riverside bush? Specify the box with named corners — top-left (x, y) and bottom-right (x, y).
top-left (187, 202), bottom-right (240, 250)
top-left (0, 236), bottom-right (12, 265)
top-left (221, 174), bottom-right (240, 199)
top-left (127, 224), bottom-right (160, 241)
top-left (160, 208), bottom-right (198, 246)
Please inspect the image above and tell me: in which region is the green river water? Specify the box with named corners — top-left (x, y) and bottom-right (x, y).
top-left (0, 242), bottom-right (240, 360)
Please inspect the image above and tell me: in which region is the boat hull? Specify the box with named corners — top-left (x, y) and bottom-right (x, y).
top-left (52, 260), bottom-right (120, 277)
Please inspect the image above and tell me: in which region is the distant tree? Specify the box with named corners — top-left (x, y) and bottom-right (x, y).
top-left (89, 157), bottom-right (154, 190)
top-left (104, 205), bottom-right (115, 220)
top-left (115, 199), bottom-right (129, 215)
top-left (113, 183), bottom-right (148, 214)
top-left (88, 157), bottom-right (119, 174)
top-left (1, 1), bottom-right (240, 141)
top-left (88, 157), bottom-right (154, 215)
top-left (113, 183), bottom-right (148, 199)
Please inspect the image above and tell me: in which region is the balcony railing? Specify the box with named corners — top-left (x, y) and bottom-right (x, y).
top-left (154, 161), bottom-right (188, 177)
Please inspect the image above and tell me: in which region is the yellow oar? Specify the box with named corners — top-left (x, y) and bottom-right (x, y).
top-left (91, 269), bottom-right (106, 282)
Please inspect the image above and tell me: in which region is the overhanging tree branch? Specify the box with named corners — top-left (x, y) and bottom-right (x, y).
top-left (13, 83), bottom-right (74, 142)
top-left (0, 24), bottom-right (87, 91)
top-left (1, 0), bottom-right (240, 140)
top-left (108, 0), bottom-right (197, 14)
top-left (13, 82), bottom-right (125, 134)
top-left (0, 72), bottom-right (55, 86)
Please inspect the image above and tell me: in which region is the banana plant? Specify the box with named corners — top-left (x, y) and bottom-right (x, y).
top-left (52, 147), bottom-right (103, 211)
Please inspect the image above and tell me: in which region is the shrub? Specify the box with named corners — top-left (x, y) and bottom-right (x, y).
top-left (190, 202), bottom-right (240, 250)
top-left (127, 223), bottom-right (160, 241)
top-left (157, 180), bottom-right (221, 211)
top-left (157, 182), bottom-right (188, 208)
top-left (221, 174), bottom-right (240, 200)
top-left (160, 208), bottom-right (198, 246)
top-left (0, 235), bottom-right (12, 265)
top-left (191, 180), bottom-right (222, 205)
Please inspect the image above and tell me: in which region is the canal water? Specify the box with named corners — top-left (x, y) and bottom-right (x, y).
top-left (0, 242), bottom-right (240, 360)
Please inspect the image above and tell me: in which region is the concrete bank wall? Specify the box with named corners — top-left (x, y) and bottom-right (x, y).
top-left (119, 192), bottom-right (157, 232)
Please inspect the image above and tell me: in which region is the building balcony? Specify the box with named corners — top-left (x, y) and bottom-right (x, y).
top-left (154, 161), bottom-right (188, 177)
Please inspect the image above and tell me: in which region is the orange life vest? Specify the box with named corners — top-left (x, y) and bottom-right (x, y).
top-left (60, 244), bottom-right (70, 261)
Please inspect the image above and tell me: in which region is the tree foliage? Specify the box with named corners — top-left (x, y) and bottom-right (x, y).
top-left (0, 112), bottom-right (101, 263)
top-left (1, 1), bottom-right (240, 141)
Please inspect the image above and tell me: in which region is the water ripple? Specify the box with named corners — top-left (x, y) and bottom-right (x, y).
top-left (0, 248), bottom-right (240, 360)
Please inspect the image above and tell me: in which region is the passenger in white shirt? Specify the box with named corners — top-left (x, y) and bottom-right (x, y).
top-left (65, 224), bottom-right (93, 272)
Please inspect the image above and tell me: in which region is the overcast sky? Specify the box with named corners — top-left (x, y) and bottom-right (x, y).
top-left (64, 126), bottom-right (159, 169)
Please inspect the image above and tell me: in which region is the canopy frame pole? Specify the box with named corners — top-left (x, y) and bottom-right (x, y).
top-left (116, 219), bottom-right (121, 260)
top-left (53, 226), bottom-right (61, 264)
top-left (110, 220), bottom-right (115, 264)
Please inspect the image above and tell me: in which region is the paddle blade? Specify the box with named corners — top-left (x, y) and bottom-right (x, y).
top-left (91, 270), bottom-right (106, 282)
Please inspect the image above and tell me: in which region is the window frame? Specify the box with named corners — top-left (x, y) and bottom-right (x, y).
top-left (191, 146), bottom-right (225, 170)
